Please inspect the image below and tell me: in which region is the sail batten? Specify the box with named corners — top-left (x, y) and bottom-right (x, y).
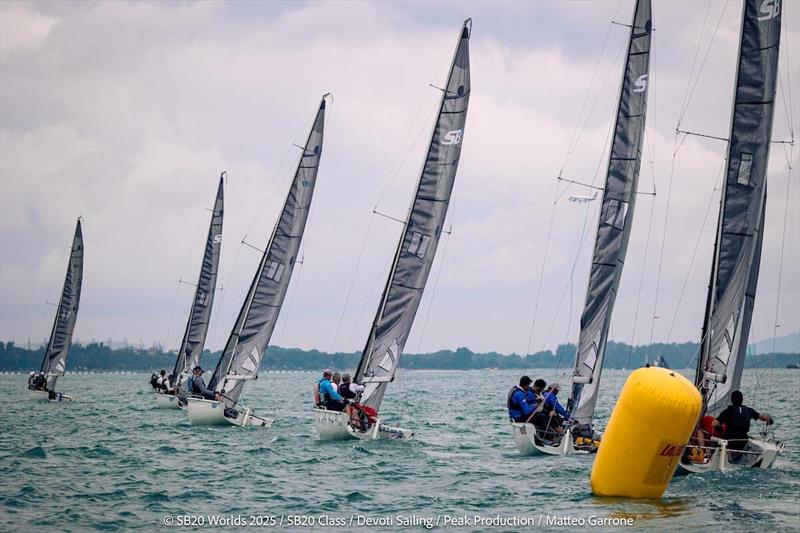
top-left (698, 0), bottom-right (781, 416)
top-left (172, 175), bottom-right (224, 384)
top-left (354, 20), bottom-right (471, 412)
top-left (40, 219), bottom-right (84, 391)
top-left (568, 0), bottom-right (652, 427)
top-left (208, 96), bottom-right (328, 407)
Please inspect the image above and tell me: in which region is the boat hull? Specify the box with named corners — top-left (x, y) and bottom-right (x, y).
top-left (154, 392), bottom-right (180, 409)
top-left (511, 423), bottom-right (582, 456)
top-left (26, 389), bottom-right (72, 402)
top-left (312, 409), bottom-right (412, 441)
top-left (677, 437), bottom-right (783, 475)
top-left (186, 398), bottom-right (273, 427)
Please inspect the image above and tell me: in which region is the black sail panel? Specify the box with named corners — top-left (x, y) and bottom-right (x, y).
top-left (209, 97), bottom-right (327, 406)
top-left (172, 175), bottom-right (224, 384)
top-left (569, 0), bottom-right (652, 427)
top-left (699, 0), bottom-right (781, 416)
top-left (355, 21), bottom-right (471, 412)
top-left (41, 219), bottom-right (84, 391)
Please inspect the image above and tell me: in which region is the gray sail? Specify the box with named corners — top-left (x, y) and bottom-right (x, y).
top-left (697, 0), bottom-right (781, 416)
top-left (40, 219), bottom-right (84, 391)
top-left (172, 175), bottom-right (224, 386)
top-left (568, 0), bottom-right (652, 427)
top-left (354, 21), bottom-right (471, 412)
top-left (208, 96), bottom-right (328, 406)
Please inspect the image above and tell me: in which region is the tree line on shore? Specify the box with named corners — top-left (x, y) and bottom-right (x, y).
top-left (1, 340), bottom-right (797, 372)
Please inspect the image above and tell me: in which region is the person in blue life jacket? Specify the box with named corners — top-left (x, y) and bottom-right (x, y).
top-left (534, 383), bottom-right (569, 435)
top-left (508, 376), bottom-right (537, 423)
top-left (185, 366), bottom-right (219, 401)
top-left (527, 378), bottom-right (547, 408)
top-left (315, 369), bottom-right (349, 412)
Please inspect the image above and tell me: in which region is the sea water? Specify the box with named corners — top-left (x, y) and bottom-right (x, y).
top-left (0, 369), bottom-right (798, 532)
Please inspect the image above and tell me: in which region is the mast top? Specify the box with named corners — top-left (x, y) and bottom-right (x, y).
top-left (462, 18), bottom-right (472, 39)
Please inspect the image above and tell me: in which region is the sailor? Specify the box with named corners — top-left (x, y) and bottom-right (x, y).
top-left (186, 366), bottom-right (218, 401)
top-left (713, 390), bottom-right (774, 453)
top-left (534, 383), bottom-right (569, 435)
top-left (331, 372), bottom-right (342, 393)
top-left (507, 376), bottom-right (536, 423)
top-left (527, 378), bottom-right (546, 407)
top-left (316, 369), bottom-right (347, 412)
top-left (149, 372), bottom-right (160, 390)
top-left (33, 373), bottom-right (47, 391)
top-left (28, 371), bottom-right (36, 390)
top-left (156, 370), bottom-right (173, 393)
top-left (338, 373), bottom-right (363, 401)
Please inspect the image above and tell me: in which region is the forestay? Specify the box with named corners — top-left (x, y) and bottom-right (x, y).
top-left (209, 96), bottom-right (328, 407)
top-left (172, 175), bottom-right (224, 385)
top-left (697, 0), bottom-right (781, 416)
top-left (568, 0), bottom-right (652, 427)
top-left (355, 20), bottom-right (471, 412)
top-left (41, 219), bottom-right (84, 391)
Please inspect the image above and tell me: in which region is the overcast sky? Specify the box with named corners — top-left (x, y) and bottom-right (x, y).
top-left (1, 0), bottom-right (798, 357)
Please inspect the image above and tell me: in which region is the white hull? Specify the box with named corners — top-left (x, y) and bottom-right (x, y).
top-left (312, 409), bottom-right (413, 442)
top-left (186, 398), bottom-right (273, 427)
top-left (511, 423), bottom-right (583, 456)
top-left (26, 389), bottom-right (72, 402)
top-left (677, 437), bottom-right (783, 475)
top-left (154, 392), bottom-right (180, 409)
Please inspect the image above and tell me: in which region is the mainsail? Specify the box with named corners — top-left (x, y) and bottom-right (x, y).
top-left (568, 0), bottom-right (652, 427)
top-left (697, 0), bottom-right (781, 416)
top-left (354, 20), bottom-right (471, 412)
top-left (172, 174), bottom-right (224, 386)
top-left (40, 218), bottom-right (84, 391)
top-left (208, 95), bottom-right (328, 407)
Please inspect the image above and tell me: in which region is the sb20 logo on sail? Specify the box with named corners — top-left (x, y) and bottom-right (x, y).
top-left (441, 129), bottom-right (463, 145)
top-left (758, 0), bottom-right (780, 21)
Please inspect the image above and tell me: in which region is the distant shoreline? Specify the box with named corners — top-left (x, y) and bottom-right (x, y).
top-left (2, 341), bottom-right (798, 372)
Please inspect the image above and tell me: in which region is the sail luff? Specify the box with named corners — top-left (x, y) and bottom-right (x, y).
top-left (697, 0), bottom-right (781, 416)
top-left (172, 174), bottom-right (225, 384)
top-left (568, 0), bottom-right (652, 427)
top-left (40, 218), bottom-right (84, 391)
top-left (354, 21), bottom-right (471, 412)
top-left (208, 96), bottom-right (328, 407)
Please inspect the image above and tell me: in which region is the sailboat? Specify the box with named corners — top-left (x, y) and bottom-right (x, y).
top-left (186, 94), bottom-right (329, 427)
top-left (678, 0), bottom-right (783, 474)
top-left (512, 0), bottom-right (652, 455)
top-left (313, 19), bottom-right (471, 442)
top-left (26, 218), bottom-right (84, 402)
top-left (155, 174), bottom-right (224, 409)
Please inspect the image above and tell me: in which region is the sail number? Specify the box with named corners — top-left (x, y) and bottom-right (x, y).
top-left (758, 0), bottom-right (780, 21)
top-left (213, 234), bottom-right (222, 243)
top-left (441, 129), bottom-right (463, 145)
top-left (633, 74), bottom-right (648, 93)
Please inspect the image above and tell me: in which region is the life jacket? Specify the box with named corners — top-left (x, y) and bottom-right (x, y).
top-left (317, 378), bottom-right (333, 405)
top-left (507, 386), bottom-right (523, 412)
top-left (339, 383), bottom-right (356, 400)
top-left (149, 374), bottom-right (159, 388)
top-left (313, 380), bottom-right (322, 406)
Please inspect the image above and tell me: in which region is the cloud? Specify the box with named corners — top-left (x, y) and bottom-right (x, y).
top-left (1, 0), bottom-right (798, 357)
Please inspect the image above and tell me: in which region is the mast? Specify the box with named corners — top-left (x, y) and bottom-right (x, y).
top-left (697, 0), bottom-right (781, 416)
top-left (172, 174), bottom-right (225, 385)
top-left (40, 218), bottom-right (84, 391)
top-left (567, 0), bottom-right (652, 428)
top-left (354, 20), bottom-right (471, 412)
top-left (207, 95), bottom-right (328, 407)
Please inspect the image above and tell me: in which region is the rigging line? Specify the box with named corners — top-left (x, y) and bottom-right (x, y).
top-left (526, 185), bottom-right (560, 355)
top-left (779, 21), bottom-right (795, 138)
top-left (766, 146), bottom-right (794, 413)
top-left (209, 240), bottom-right (245, 350)
top-left (563, 38), bottom-right (629, 178)
top-left (649, 133), bottom-right (681, 345)
top-left (342, 253), bottom-right (395, 352)
top-left (274, 260), bottom-right (303, 347)
top-left (559, 0), bottom-right (625, 174)
top-left (665, 156), bottom-right (726, 342)
top-left (331, 214), bottom-right (375, 352)
top-left (677, 0), bottom-right (713, 129)
top-left (678, 0), bottom-right (730, 127)
top-left (416, 177), bottom-right (459, 352)
top-left (627, 194), bottom-right (656, 370)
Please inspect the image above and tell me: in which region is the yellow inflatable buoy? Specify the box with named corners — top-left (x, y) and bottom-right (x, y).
top-left (591, 367), bottom-right (701, 498)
